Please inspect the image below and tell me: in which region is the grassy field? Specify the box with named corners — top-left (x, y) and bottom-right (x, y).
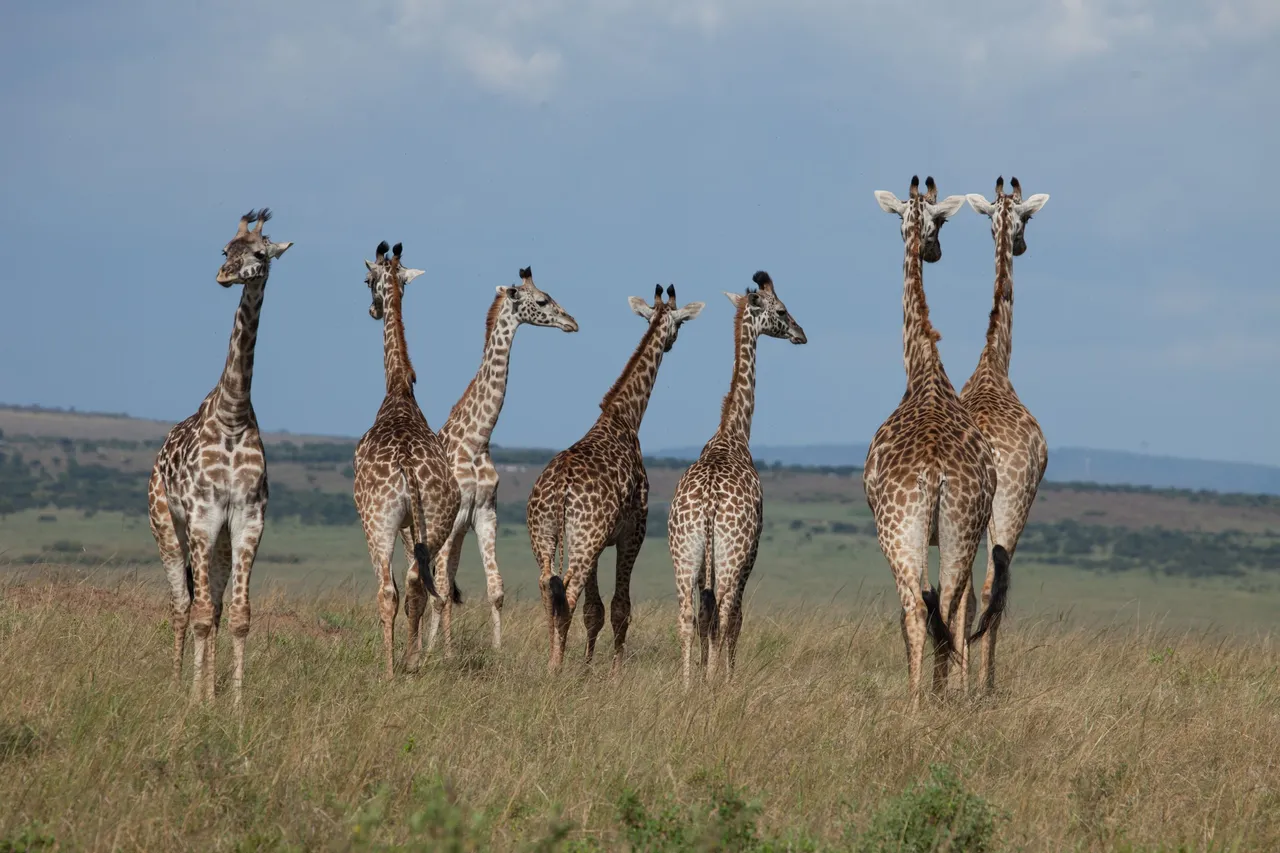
top-left (1, 574), bottom-right (1277, 852)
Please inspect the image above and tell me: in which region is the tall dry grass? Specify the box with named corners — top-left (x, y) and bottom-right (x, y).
top-left (0, 573), bottom-right (1277, 851)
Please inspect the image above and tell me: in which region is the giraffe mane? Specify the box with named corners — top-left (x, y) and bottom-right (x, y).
top-left (719, 289), bottom-right (753, 425)
top-left (599, 309), bottom-right (665, 412)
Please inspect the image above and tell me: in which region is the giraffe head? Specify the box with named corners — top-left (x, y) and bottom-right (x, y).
top-left (216, 209), bottom-right (293, 286)
top-left (492, 266), bottom-right (579, 333)
top-left (628, 284), bottom-right (704, 352)
top-left (966, 177), bottom-right (1049, 257)
top-left (874, 176), bottom-right (966, 263)
top-left (722, 271), bottom-right (807, 345)
top-left (364, 241), bottom-right (425, 320)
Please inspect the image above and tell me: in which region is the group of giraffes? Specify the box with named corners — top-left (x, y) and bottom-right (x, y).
top-left (146, 173), bottom-right (1048, 710)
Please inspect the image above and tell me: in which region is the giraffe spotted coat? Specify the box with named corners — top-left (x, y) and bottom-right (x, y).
top-left (526, 285), bottom-right (703, 673)
top-left (148, 208), bottom-right (293, 706)
top-left (668, 271), bottom-right (807, 687)
top-left (961, 176), bottom-right (1051, 690)
top-left (352, 241), bottom-right (460, 675)
top-left (864, 176), bottom-right (1004, 709)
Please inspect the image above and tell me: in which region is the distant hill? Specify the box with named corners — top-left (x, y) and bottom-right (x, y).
top-left (653, 443), bottom-right (1280, 496)
top-left (6, 404), bottom-right (1280, 497)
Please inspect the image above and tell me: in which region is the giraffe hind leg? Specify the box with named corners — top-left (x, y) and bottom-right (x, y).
top-left (148, 470), bottom-right (190, 683)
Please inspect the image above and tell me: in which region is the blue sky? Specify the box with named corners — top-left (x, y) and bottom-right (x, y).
top-left (1, 1), bottom-right (1277, 464)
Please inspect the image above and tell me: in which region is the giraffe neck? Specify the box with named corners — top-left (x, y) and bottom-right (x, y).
top-left (977, 218), bottom-right (1015, 378)
top-left (381, 275), bottom-right (417, 398)
top-left (598, 317), bottom-right (666, 433)
top-left (715, 305), bottom-right (760, 444)
top-left (443, 296), bottom-right (518, 452)
top-left (901, 223), bottom-right (949, 396)
top-left (208, 279), bottom-right (266, 432)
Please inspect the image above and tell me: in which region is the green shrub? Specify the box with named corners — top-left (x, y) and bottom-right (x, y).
top-left (855, 765), bottom-right (997, 853)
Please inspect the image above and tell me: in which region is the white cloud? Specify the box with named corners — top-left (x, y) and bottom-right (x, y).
top-left (451, 35), bottom-right (563, 100)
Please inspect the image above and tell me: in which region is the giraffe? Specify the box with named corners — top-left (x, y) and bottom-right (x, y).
top-left (526, 284), bottom-right (704, 674)
top-left (961, 176), bottom-right (1050, 691)
top-left (352, 240), bottom-right (460, 675)
top-left (147, 208), bottom-right (292, 705)
top-left (432, 266), bottom-right (578, 654)
top-left (864, 176), bottom-right (1007, 709)
top-left (667, 271), bottom-right (807, 688)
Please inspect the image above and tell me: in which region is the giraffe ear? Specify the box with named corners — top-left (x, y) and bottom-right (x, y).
top-left (267, 241), bottom-right (293, 259)
top-left (1016, 194), bottom-right (1050, 217)
top-left (723, 291), bottom-right (745, 308)
top-left (966, 194), bottom-right (996, 216)
top-left (930, 195), bottom-right (967, 221)
top-left (496, 285), bottom-right (520, 299)
top-left (400, 268), bottom-right (425, 284)
top-left (874, 191), bottom-right (906, 215)
top-left (364, 259), bottom-right (376, 271)
top-left (629, 296), bottom-right (656, 320)
top-left (674, 301), bottom-right (705, 322)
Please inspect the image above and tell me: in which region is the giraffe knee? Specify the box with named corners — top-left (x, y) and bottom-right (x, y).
top-left (228, 604), bottom-right (251, 638)
top-left (190, 603), bottom-right (214, 634)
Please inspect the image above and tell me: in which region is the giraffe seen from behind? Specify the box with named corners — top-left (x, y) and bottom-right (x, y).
top-left (527, 284), bottom-right (704, 674)
top-left (353, 241), bottom-right (460, 676)
top-left (961, 176), bottom-right (1050, 691)
top-left (864, 176), bottom-right (1006, 709)
top-left (668, 271), bottom-right (807, 688)
top-left (148, 208), bottom-right (293, 706)
top-left (433, 267), bottom-right (578, 654)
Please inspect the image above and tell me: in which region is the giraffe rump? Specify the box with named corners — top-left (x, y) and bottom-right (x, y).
top-left (969, 545), bottom-right (1010, 643)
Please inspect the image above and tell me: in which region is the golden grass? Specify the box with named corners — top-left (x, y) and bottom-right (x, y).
top-left (1, 574), bottom-right (1277, 851)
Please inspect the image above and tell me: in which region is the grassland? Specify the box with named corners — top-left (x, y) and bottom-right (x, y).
top-left (1, 574), bottom-right (1278, 852)
top-left (4, 407), bottom-right (1280, 849)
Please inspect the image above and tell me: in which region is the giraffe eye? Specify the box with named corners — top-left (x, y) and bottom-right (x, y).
top-left (253, 250), bottom-right (266, 260)
top-left (536, 298), bottom-right (548, 307)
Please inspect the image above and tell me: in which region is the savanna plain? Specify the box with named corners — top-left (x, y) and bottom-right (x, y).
top-left (2, 408), bottom-right (1279, 851)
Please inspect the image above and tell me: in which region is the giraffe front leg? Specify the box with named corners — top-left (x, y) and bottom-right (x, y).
top-left (148, 470), bottom-right (190, 684)
top-left (472, 499), bottom-right (505, 651)
top-left (227, 505), bottom-right (263, 707)
top-left (204, 528), bottom-right (233, 702)
top-left (185, 515), bottom-right (222, 704)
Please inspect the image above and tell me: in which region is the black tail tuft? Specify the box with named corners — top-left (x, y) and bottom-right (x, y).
top-left (548, 575), bottom-right (567, 620)
top-left (922, 587), bottom-right (956, 657)
top-left (413, 543), bottom-right (438, 599)
top-left (969, 545), bottom-right (1011, 643)
top-left (700, 589), bottom-right (716, 629)
top-left (451, 581), bottom-right (463, 606)
top-left (184, 561), bottom-right (194, 599)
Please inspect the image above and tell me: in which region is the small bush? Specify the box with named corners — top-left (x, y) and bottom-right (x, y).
top-left (856, 765), bottom-right (997, 853)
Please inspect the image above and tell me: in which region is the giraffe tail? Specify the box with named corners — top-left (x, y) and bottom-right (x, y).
top-left (920, 473), bottom-right (957, 659)
top-left (548, 472), bottom-right (570, 620)
top-left (700, 507), bottom-right (717, 638)
top-left (402, 466), bottom-right (439, 600)
top-left (969, 545), bottom-right (1010, 643)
